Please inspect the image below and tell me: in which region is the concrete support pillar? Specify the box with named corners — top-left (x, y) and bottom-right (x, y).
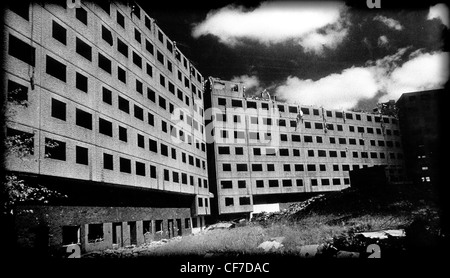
top-left (80, 224), bottom-right (88, 253)
top-left (103, 223), bottom-right (113, 249)
top-left (162, 219), bottom-right (167, 239)
top-left (136, 220), bottom-right (144, 246)
top-left (122, 222), bottom-right (130, 247)
top-left (115, 224), bottom-right (122, 247)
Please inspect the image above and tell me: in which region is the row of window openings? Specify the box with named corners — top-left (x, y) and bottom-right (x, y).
top-left (50, 96), bottom-right (205, 152)
top-left (97, 117), bottom-right (207, 162)
top-left (221, 162), bottom-right (394, 174)
top-left (8, 16), bottom-right (202, 106)
top-left (222, 177), bottom-right (350, 207)
top-left (217, 98), bottom-right (397, 125)
top-left (216, 115), bottom-right (399, 136)
top-left (103, 86), bottom-right (205, 134)
top-left (51, 0), bottom-right (203, 84)
top-left (50, 103), bottom-right (206, 169)
top-left (217, 130), bottom-right (401, 148)
top-left (221, 177), bottom-right (350, 191)
top-left (50, 21), bottom-right (203, 104)
top-left (219, 145), bottom-right (401, 158)
top-left (44, 137), bottom-right (207, 188)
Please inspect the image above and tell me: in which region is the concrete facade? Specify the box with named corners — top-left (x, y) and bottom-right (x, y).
top-left (4, 1), bottom-right (210, 254)
top-left (204, 78), bottom-right (406, 217)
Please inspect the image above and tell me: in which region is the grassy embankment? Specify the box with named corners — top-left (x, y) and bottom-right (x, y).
top-left (138, 183), bottom-right (443, 256)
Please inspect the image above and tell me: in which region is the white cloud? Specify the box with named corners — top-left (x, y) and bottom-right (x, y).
top-left (428, 3), bottom-right (449, 28)
top-left (380, 51), bottom-right (449, 102)
top-left (231, 74), bottom-right (261, 91)
top-left (275, 49), bottom-right (449, 109)
top-left (192, 1), bottom-right (348, 55)
top-left (299, 22), bottom-right (348, 55)
top-left (276, 67), bottom-right (380, 110)
top-left (377, 35), bottom-right (389, 47)
top-left (373, 15), bottom-right (404, 30)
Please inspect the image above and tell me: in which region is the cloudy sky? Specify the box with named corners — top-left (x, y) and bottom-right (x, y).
top-left (143, 0), bottom-right (449, 111)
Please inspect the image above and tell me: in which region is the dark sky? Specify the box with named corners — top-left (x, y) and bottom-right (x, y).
top-left (140, 0), bottom-right (449, 111)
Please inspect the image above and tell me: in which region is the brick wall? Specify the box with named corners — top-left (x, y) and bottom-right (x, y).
top-left (14, 205), bottom-right (197, 255)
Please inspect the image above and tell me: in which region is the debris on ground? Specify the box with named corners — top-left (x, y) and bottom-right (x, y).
top-left (258, 237), bottom-right (285, 252)
top-left (251, 195), bottom-right (325, 224)
top-left (204, 222), bottom-right (235, 231)
top-left (357, 229), bottom-right (405, 239)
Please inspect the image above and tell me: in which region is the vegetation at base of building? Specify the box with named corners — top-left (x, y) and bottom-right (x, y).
top-left (84, 182), bottom-right (444, 258)
top-left (2, 131), bottom-right (67, 216)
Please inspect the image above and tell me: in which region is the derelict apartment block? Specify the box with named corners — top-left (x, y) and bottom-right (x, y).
top-left (204, 78), bottom-right (405, 217)
top-left (396, 89), bottom-right (444, 185)
top-left (4, 1), bottom-right (211, 253)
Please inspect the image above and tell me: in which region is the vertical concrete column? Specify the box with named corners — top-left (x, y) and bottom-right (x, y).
top-left (80, 224), bottom-right (88, 253)
top-left (115, 224), bottom-right (122, 247)
top-left (122, 222), bottom-right (130, 247)
top-left (103, 223), bottom-right (113, 249)
top-left (162, 219), bottom-right (167, 239)
top-left (136, 220), bottom-right (144, 246)
top-left (151, 220), bottom-right (155, 234)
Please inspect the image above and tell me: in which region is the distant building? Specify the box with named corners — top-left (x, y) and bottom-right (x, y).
top-left (3, 1), bottom-right (210, 255)
top-left (204, 77), bottom-right (406, 219)
top-left (396, 89), bottom-right (444, 185)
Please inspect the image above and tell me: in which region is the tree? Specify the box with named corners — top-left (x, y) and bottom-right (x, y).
top-left (2, 87), bottom-right (67, 216)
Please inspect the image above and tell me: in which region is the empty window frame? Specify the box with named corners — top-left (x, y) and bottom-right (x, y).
top-left (8, 34), bottom-right (36, 67)
top-left (117, 66), bottom-right (126, 83)
top-left (51, 98), bottom-right (66, 121)
top-left (251, 164), bottom-right (263, 172)
top-left (75, 108), bottom-right (92, 129)
top-left (7, 80), bottom-right (28, 105)
top-left (269, 180), bottom-right (279, 187)
top-left (118, 126), bottom-right (127, 142)
top-left (98, 53), bottom-right (112, 74)
top-left (98, 118), bottom-right (113, 137)
top-left (45, 138), bottom-right (66, 160)
top-left (218, 146), bottom-right (230, 155)
top-left (76, 37), bottom-right (92, 61)
top-left (75, 146), bottom-right (88, 165)
top-left (103, 153), bottom-right (113, 170)
top-left (101, 26), bottom-right (113, 45)
top-left (134, 28), bottom-right (141, 43)
top-left (76, 7), bottom-right (88, 25)
top-left (132, 51), bottom-right (142, 68)
top-left (225, 197), bottom-right (234, 206)
top-left (52, 21), bottom-right (66, 45)
top-left (236, 164), bottom-right (248, 172)
top-left (119, 157), bottom-right (131, 173)
top-left (75, 72), bottom-right (88, 93)
top-left (282, 179), bottom-right (292, 187)
top-left (118, 96), bottom-right (129, 113)
top-left (117, 38), bottom-right (128, 57)
top-left (116, 11), bottom-right (125, 28)
top-left (134, 105), bottom-right (144, 120)
top-left (46, 55), bottom-right (66, 82)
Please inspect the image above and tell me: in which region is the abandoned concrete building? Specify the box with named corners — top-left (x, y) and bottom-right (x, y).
top-left (204, 78), bottom-right (405, 218)
top-left (396, 89), bottom-right (444, 186)
top-left (4, 0), bottom-right (439, 257)
top-left (4, 1), bottom-right (211, 255)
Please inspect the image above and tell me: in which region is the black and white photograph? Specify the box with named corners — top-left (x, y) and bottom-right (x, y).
top-left (1, 0), bottom-right (449, 273)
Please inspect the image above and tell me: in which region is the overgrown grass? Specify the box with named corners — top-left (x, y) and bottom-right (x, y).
top-left (141, 224), bottom-right (267, 256)
top-left (139, 212), bottom-right (412, 256)
top-left (90, 184), bottom-right (441, 257)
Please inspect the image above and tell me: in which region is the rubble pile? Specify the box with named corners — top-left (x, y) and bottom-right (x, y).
top-left (251, 194), bottom-right (325, 224)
